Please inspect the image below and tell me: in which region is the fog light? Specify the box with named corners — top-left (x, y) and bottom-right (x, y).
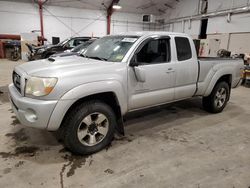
top-left (24, 109), bottom-right (37, 122)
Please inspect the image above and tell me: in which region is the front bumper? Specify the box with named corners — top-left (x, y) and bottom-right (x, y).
top-left (8, 84), bottom-right (57, 129)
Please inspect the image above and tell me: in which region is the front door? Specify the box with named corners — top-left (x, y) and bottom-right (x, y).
top-left (128, 36), bottom-right (176, 111)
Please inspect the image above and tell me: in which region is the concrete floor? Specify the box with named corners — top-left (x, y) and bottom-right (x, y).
top-left (0, 59), bottom-right (250, 188)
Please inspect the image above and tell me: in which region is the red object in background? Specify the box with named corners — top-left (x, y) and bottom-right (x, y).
top-left (107, 0), bottom-right (119, 35)
top-left (38, 0), bottom-right (45, 45)
top-left (107, 14), bottom-right (111, 35)
top-left (0, 41), bottom-right (5, 58)
top-left (0, 34), bottom-right (20, 40)
top-left (38, 36), bottom-right (47, 43)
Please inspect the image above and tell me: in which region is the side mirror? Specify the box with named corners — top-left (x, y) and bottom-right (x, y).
top-left (134, 66), bottom-right (146, 82)
top-left (130, 54), bottom-right (139, 67)
top-left (130, 54), bottom-right (146, 82)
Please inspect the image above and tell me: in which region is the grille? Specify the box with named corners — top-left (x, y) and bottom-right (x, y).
top-left (12, 71), bottom-right (21, 93)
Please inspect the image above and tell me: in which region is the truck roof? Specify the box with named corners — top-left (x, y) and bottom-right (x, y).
top-left (114, 31), bottom-right (190, 37)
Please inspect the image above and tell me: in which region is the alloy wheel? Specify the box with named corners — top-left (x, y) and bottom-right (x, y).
top-left (214, 88), bottom-right (227, 108)
top-left (77, 112), bottom-right (109, 146)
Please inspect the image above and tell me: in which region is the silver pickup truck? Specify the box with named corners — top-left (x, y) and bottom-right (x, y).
top-left (9, 32), bottom-right (243, 154)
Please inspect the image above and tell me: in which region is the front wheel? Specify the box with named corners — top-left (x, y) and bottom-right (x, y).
top-left (10, 52), bottom-right (20, 61)
top-left (202, 81), bottom-right (230, 113)
top-left (61, 101), bottom-right (116, 155)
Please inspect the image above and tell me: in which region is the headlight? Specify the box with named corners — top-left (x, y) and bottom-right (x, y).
top-left (25, 77), bottom-right (57, 97)
top-left (37, 48), bottom-right (45, 54)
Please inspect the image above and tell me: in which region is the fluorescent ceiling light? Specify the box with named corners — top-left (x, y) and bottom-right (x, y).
top-left (112, 4), bottom-right (122, 10)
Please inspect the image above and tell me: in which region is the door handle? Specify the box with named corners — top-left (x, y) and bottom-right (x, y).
top-left (166, 68), bottom-right (174, 73)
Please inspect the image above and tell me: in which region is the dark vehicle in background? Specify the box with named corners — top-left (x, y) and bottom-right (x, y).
top-left (26, 37), bottom-right (92, 60)
top-left (50, 38), bottom-right (97, 58)
top-left (5, 40), bottom-right (21, 61)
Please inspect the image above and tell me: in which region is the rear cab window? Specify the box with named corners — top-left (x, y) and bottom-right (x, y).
top-left (175, 37), bottom-right (192, 61)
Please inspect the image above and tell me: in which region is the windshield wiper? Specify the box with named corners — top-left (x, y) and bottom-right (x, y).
top-left (88, 56), bottom-right (107, 61)
top-left (79, 54), bottom-right (87, 58)
top-left (79, 54), bottom-right (107, 61)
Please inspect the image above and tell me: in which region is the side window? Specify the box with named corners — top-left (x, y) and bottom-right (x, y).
top-left (67, 39), bottom-right (75, 48)
top-left (136, 38), bottom-right (170, 64)
top-left (73, 39), bottom-right (80, 47)
top-left (74, 39), bottom-right (85, 46)
top-left (175, 37), bottom-right (192, 61)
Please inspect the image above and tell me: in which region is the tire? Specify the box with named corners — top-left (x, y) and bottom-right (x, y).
top-left (202, 81), bottom-right (230, 113)
top-left (10, 52), bottom-right (20, 61)
top-left (60, 100), bottom-right (116, 155)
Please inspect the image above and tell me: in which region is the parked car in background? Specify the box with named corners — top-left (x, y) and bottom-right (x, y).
top-left (50, 38), bottom-right (97, 58)
top-left (9, 32), bottom-right (243, 155)
top-left (26, 37), bottom-right (92, 60)
top-left (5, 40), bottom-right (21, 61)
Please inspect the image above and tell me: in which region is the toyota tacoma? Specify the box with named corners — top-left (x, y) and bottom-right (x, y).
top-left (9, 32), bottom-right (243, 154)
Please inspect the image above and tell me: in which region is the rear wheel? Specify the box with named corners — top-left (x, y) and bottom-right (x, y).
top-left (60, 101), bottom-right (116, 155)
top-left (202, 81), bottom-right (230, 113)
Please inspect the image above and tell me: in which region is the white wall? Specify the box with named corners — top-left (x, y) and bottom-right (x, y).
top-left (0, 1), bottom-right (145, 43)
top-left (207, 33), bottom-right (230, 49)
top-left (157, 0), bottom-right (250, 54)
top-left (207, 0), bottom-right (250, 34)
top-left (160, 0), bottom-right (201, 36)
top-left (207, 0), bottom-right (249, 12)
top-left (43, 5), bottom-right (107, 40)
top-left (207, 13), bottom-right (250, 34)
top-left (0, 1), bottom-right (40, 35)
top-left (228, 33), bottom-right (250, 53)
top-left (111, 12), bottom-right (144, 34)
top-left (161, 0), bottom-right (250, 37)
top-left (165, 20), bottom-right (201, 37)
top-left (206, 0), bottom-right (250, 53)
top-left (167, 0), bottom-right (200, 19)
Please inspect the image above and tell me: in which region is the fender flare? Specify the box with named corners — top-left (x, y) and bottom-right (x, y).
top-left (204, 67), bottom-right (233, 97)
top-left (47, 80), bottom-right (127, 132)
top-left (61, 80), bottom-right (127, 113)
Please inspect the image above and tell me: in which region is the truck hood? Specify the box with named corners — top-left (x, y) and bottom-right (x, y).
top-left (17, 55), bottom-right (117, 77)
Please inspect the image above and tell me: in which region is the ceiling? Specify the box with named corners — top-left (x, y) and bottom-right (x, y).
top-left (12, 0), bottom-right (180, 15)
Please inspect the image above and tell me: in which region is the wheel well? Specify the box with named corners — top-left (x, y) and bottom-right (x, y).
top-left (61, 92), bottom-right (124, 134)
top-left (216, 74), bottom-right (232, 87)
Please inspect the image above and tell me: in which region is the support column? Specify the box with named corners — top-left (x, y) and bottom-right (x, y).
top-left (38, 0), bottom-right (47, 45)
top-left (106, 0), bottom-right (119, 35)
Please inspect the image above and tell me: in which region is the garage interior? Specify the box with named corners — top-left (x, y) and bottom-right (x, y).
top-left (0, 0), bottom-right (250, 187)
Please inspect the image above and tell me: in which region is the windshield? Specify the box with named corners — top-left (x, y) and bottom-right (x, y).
top-left (58, 38), bottom-right (69, 46)
top-left (82, 36), bottom-right (139, 62)
top-left (71, 40), bottom-right (93, 52)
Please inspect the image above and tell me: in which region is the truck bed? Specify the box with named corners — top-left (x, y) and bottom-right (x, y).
top-left (196, 57), bottom-right (244, 96)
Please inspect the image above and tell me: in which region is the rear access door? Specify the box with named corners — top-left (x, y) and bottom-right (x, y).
top-left (173, 36), bottom-right (199, 99)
